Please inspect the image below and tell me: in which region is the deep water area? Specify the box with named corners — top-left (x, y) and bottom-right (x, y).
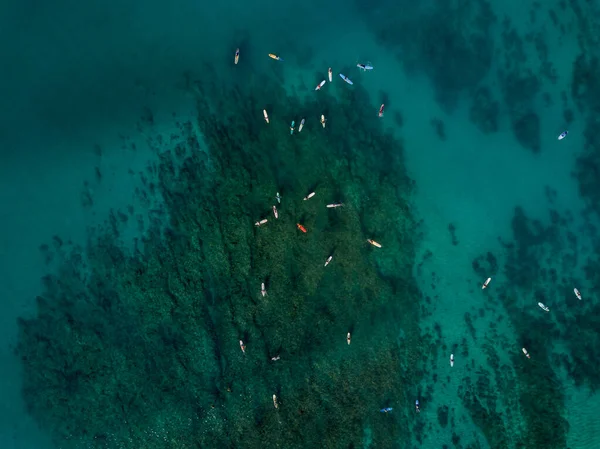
top-left (4, 0), bottom-right (600, 448)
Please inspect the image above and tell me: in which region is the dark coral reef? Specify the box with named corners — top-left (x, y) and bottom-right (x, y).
top-left (357, 0), bottom-right (496, 113)
top-left (465, 206), bottom-right (591, 449)
top-left (572, 53), bottom-right (600, 214)
top-left (17, 67), bottom-right (424, 448)
top-left (357, 0), bottom-right (565, 152)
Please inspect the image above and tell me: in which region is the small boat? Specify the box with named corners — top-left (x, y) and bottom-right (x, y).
top-left (290, 120), bottom-right (295, 135)
top-left (574, 288), bottom-right (582, 300)
top-left (482, 277), bottom-right (491, 289)
top-left (450, 354), bottom-right (454, 367)
top-left (380, 407), bottom-right (392, 413)
top-left (315, 80), bottom-right (326, 91)
top-left (234, 48), bottom-right (240, 65)
top-left (320, 114), bottom-right (326, 128)
top-left (347, 332), bottom-right (351, 345)
top-left (324, 256), bottom-right (333, 267)
top-left (522, 348), bottom-right (530, 359)
top-left (261, 283), bottom-right (267, 297)
top-left (339, 73), bottom-right (353, 85)
top-left (239, 340), bottom-right (246, 354)
top-left (299, 118), bottom-right (305, 132)
top-left (328, 68), bottom-right (332, 82)
top-left (304, 192), bottom-right (316, 200)
top-left (273, 206), bottom-right (278, 219)
top-left (326, 203), bottom-right (343, 208)
top-left (378, 104), bottom-right (385, 118)
top-left (297, 223), bottom-right (307, 233)
top-left (357, 63), bottom-right (374, 71)
top-left (276, 192), bottom-right (281, 204)
top-left (538, 302), bottom-right (549, 312)
top-left (263, 109), bottom-right (269, 124)
top-left (268, 53), bottom-right (284, 61)
top-left (272, 394), bottom-right (278, 409)
top-left (367, 239), bottom-right (382, 248)
top-left (558, 130), bottom-right (568, 140)
top-left (255, 219), bottom-right (268, 227)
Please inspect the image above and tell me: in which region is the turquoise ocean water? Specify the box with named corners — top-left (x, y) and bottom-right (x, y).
top-left (2, 0), bottom-right (600, 448)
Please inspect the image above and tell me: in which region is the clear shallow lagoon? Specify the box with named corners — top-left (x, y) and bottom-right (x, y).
top-left (2, 0), bottom-right (600, 448)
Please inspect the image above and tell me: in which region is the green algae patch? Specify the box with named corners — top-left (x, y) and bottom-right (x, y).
top-left (17, 69), bottom-right (423, 448)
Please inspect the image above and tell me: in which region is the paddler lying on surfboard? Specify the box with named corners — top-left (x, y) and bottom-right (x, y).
top-left (234, 48), bottom-right (240, 65)
top-left (315, 80), bottom-right (326, 91)
top-left (357, 63), bottom-right (373, 71)
top-left (339, 73), bottom-right (353, 85)
top-left (482, 277), bottom-right (491, 289)
top-left (255, 219), bottom-right (268, 227)
top-left (367, 239), bottom-right (382, 248)
top-left (268, 53), bottom-right (284, 61)
top-left (297, 223), bottom-right (307, 233)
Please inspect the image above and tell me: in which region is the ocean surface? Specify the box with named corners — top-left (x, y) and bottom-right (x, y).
top-left (2, 0), bottom-right (600, 448)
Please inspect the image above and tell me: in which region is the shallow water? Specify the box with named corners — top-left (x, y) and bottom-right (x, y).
top-left (2, 0), bottom-right (600, 448)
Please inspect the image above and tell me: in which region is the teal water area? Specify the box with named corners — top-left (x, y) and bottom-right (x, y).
top-left (3, 0), bottom-right (600, 448)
